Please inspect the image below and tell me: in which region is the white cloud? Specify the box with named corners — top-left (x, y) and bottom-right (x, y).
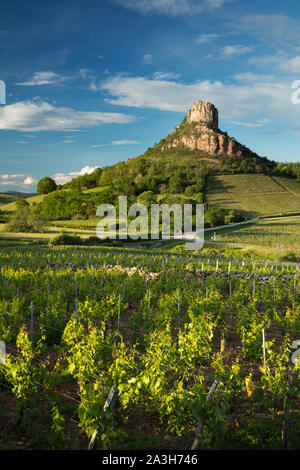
top-left (111, 140), bottom-right (140, 145)
top-left (195, 33), bottom-right (221, 44)
top-left (112, 0), bottom-right (234, 16)
top-left (53, 166), bottom-right (100, 185)
top-left (0, 173), bottom-right (36, 189)
top-left (0, 174), bottom-right (24, 179)
top-left (230, 118), bottom-right (271, 128)
top-left (23, 176), bottom-right (36, 186)
top-left (0, 100), bottom-right (136, 132)
top-left (279, 56), bottom-right (300, 73)
top-left (142, 54), bottom-right (153, 64)
top-left (238, 14), bottom-right (300, 45)
top-left (70, 166), bottom-right (99, 176)
top-left (258, 126), bottom-right (300, 135)
top-left (100, 74), bottom-right (298, 122)
top-left (247, 52), bottom-right (300, 75)
top-left (77, 68), bottom-right (95, 79)
top-left (89, 82), bottom-right (98, 91)
top-left (61, 139), bottom-right (74, 143)
top-left (91, 140), bottom-right (140, 147)
top-left (0, 180), bottom-right (17, 186)
top-left (233, 73), bottom-right (275, 82)
top-left (221, 45), bottom-right (253, 57)
top-left (152, 71), bottom-right (181, 80)
top-left (248, 53), bottom-right (287, 70)
top-left (16, 71), bottom-right (68, 86)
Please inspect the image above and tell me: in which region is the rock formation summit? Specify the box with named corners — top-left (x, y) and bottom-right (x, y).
top-left (161, 100), bottom-right (258, 158)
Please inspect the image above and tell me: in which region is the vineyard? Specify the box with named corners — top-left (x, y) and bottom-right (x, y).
top-left (0, 245), bottom-right (299, 450)
top-left (214, 216), bottom-right (300, 257)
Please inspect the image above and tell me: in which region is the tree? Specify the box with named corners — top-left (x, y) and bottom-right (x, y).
top-left (15, 198), bottom-right (30, 211)
top-left (169, 174), bottom-right (184, 194)
top-left (204, 207), bottom-right (226, 228)
top-left (37, 177), bottom-right (57, 194)
top-left (136, 191), bottom-right (157, 208)
top-left (7, 208), bottom-right (47, 233)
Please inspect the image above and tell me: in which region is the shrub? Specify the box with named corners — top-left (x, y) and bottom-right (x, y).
top-left (15, 198), bottom-right (30, 211)
top-left (50, 232), bottom-right (82, 246)
top-left (185, 184), bottom-right (203, 196)
top-left (7, 208), bottom-right (47, 233)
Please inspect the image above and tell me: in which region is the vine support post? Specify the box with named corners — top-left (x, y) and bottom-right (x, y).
top-left (118, 294), bottom-right (121, 332)
top-left (191, 378), bottom-right (219, 450)
top-left (177, 288), bottom-right (180, 329)
top-left (30, 301), bottom-right (34, 344)
top-left (88, 386), bottom-right (119, 450)
top-left (281, 369), bottom-right (294, 448)
top-left (262, 328), bottom-right (266, 368)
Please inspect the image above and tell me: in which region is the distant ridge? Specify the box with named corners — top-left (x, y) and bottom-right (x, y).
top-left (2, 191), bottom-right (38, 197)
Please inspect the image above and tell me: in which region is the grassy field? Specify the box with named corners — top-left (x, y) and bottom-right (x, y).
top-left (206, 174), bottom-right (300, 217)
top-left (1, 215), bottom-right (299, 262)
top-left (0, 223), bottom-right (95, 240)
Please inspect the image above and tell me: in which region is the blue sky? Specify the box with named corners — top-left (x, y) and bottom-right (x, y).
top-left (1, 0), bottom-right (300, 191)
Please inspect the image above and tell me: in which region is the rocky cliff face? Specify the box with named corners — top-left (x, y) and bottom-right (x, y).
top-left (161, 101), bottom-right (258, 158)
top-left (187, 101), bottom-right (218, 129)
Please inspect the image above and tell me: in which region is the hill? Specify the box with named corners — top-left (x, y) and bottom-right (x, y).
top-left (1, 100), bottom-right (299, 221)
top-left (1, 193), bottom-right (46, 211)
top-left (0, 191), bottom-right (37, 207)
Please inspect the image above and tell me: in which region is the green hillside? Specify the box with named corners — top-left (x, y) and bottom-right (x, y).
top-left (0, 191), bottom-right (38, 207)
top-left (1, 193), bottom-right (46, 211)
top-left (0, 186), bottom-right (109, 212)
top-left (2, 173), bottom-right (300, 219)
top-left (206, 174), bottom-right (300, 217)
top-left (0, 194), bottom-right (16, 206)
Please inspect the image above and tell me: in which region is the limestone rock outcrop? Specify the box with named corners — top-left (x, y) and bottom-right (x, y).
top-left (187, 101), bottom-right (218, 129)
top-left (161, 100), bottom-right (258, 158)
